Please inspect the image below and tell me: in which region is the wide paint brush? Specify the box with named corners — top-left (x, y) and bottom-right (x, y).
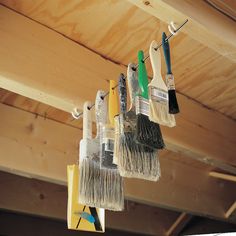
top-left (148, 40), bottom-right (176, 127)
top-left (135, 50), bottom-right (165, 150)
top-left (100, 80), bottom-right (124, 211)
top-left (117, 64), bottom-right (160, 181)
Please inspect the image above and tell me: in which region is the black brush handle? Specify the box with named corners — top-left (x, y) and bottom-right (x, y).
top-left (118, 73), bottom-right (127, 114)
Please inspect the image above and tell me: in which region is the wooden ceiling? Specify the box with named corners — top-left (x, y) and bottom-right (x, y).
top-left (0, 1), bottom-right (235, 233)
top-left (0, 0), bottom-right (236, 120)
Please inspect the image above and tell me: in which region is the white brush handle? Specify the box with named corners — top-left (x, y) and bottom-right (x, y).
top-left (149, 40), bottom-right (167, 90)
top-left (83, 101), bottom-right (93, 139)
top-left (127, 63), bottom-right (139, 110)
top-left (95, 90), bottom-right (107, 136)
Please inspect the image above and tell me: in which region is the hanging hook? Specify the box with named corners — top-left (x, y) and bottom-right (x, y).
top-left (168, 21), bottom-right (178, 35)
top-left (71, 19), bottom-right (188, 120)
top-left (71, 107), bottom-right (82, 119)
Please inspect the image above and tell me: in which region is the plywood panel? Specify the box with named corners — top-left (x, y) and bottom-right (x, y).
top-left (0, 0), bottom-right (236, 119)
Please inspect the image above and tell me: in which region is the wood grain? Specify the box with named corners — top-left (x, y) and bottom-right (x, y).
top-left (1, 6), bottom-right (236, 172)
top-left (0, 171), bottom-right (179, 235)
top-left (0, 102), bottom-right (235, 221)
top-left (0, 0), bottom-right (236, 120)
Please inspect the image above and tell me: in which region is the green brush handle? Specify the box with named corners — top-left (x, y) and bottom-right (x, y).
top-left (118, 73), bottom-right (127, 114)
top-left (162, 32), bottom-right (172, 74)
top-left (138, 50), bottom-right (149, 99)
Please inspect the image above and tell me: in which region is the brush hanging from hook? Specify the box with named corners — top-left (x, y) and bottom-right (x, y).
top-left (71, 19), bottom-right (188, 120)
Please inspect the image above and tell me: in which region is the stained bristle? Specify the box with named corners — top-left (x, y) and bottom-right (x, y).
top-left (100, 169), bottom-right (124, 211)
top-left (118, 132), bottom-right (161, 181)
top-left (79, 158), bottom-right (101, 207)
top-left (136, 114), bottom-right (165, 149)
top-left (79, 158), bottom-right (124, 211)
top-left (168, 90), bottom-right (179, 114)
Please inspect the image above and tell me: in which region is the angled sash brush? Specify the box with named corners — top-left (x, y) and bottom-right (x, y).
top-left (148, 40), bottom-right (176, 127)
top-left (135, 50), bottom-right (165, 150)
top-left (118, 64), bottom-right (160, 181)
top-left (162, 32), bottom-right (180, 114)
top-left (79, 101), bottom-right (100, 207)
top-left (100, 80), bottom-right (124, 211)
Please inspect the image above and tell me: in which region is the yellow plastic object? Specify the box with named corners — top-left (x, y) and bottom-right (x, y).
top-left (109, 80), bottom-right (119, 126)
top-left (67, 165), bottom-right (105, 232)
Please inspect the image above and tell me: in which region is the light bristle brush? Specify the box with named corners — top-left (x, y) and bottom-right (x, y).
top-left (79, 101), bottom-right (101, 207)
top-left (148, 40), bottom-right (176, 127)
top-left (100, 80), bottom-right (124, 211)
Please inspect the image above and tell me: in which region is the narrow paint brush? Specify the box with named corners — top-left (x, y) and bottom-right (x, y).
top-left (135, 50), bottom-right (165, 150)
top-left (148, 40), bottom-right (176, 127)
top-left (162, 32), bottom-right (179, 114)
top-left (100, 80), bottom-right (124, 211)
top-left (117, 64), bottom-right (160, 181)
top-left (79, 101), bottom-right (101, 207)
top-left (78, 92), bottom-right (107, 208)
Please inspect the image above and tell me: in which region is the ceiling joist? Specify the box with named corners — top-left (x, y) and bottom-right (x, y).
top-left (0, 6), bottom-right (236, 174)
top-left (0, 102), bottom-right (235, 222)
top-left (127, 0), bottom-right (236, 62)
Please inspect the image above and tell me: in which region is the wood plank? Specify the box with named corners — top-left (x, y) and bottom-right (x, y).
top-left (0, 103), bottom-right (235, 222)
top-left (1, 1), bottom-right (236, 121)
top-left (0, 6), bottom-right (236, 172)
top-left (127, 0), bottom-right (236, 62)
top-left (225, 202), bottom-right (236, 219)
top-left (209, 171), bottom-right (236, 183)
top-left (166, 213), bottom-right (193, 236)
top-left (0, 171), bottom-right (178, 235)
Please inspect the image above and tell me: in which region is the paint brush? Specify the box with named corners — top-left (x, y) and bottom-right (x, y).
top-left (162, 32), bottom-right (179, 114)
top-left (78, 92), bottom-right (107, 208)
top-left (148, 40), bottom-right (176, 127)
top-left (135, 50), bottom-right (165, 150)
top-left (118, 64), bottom-right (160, 181)
top-left (100, 80), bottom-right (124, 211)
top-left (78, 101), bottom-right (101, 207)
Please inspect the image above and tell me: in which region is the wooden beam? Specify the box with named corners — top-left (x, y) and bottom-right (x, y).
top-left (225, 202), bottom-right (236, 219)
top-left (0, 171), bottom-right (177, 236)
top-left (209, 171), bottom-right (236, 183)
top-left (127, 0), bottom-right (236, 62)
top-left (166, 213), bottom-right (193, 236)
top-left (0, 6), bottom-right (236, 173)
top-left (0, 103), bottom-right (235, 222)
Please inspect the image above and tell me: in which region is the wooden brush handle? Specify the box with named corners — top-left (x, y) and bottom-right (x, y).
top-left (109, 80), bottom-right (119, 126)
top-left (162, 32), bottom-right (172, 74)
top-left (138, 50), bottom-right (149, 99)
top-left (149, 41), bottom-right (162, 81)
top-left (149, 40), bottom-right (167, 90)
top-left (95, 90), bottom-right (107, 135)
top-left (127, 63), bottom-right (139, 109)
top-left (83, 101), bottom-right (93, 139)
top-left (118, 73), bottom-right (127, 114)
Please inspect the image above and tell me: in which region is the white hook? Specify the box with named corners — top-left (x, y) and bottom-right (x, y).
top-left (71, 107), bottom-right (82, 119)
top-left (168, 21), bottom-right (178, 35)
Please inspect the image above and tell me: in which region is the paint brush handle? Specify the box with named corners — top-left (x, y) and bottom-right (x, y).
top-left (118, 73), bottom-right (127, 114)
top-left (109, 80), bottom-right (119, 126)
top-left (127, 63), bottom-right (139, 109)
top-left (95, 90), bottom-right (107, 136)
top-left (83, 101), bottom-right (93, 139)
top-left (138, 50), bottom-right (149, 99)
top-left (162, 32), bottom-right (172, 74)
top-left (149, 40), bottom-right (167, 90)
